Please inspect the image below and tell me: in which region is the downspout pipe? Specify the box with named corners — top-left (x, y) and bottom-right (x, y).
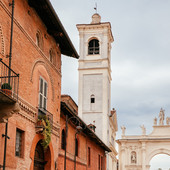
top-left (3, 1), bottom-right (15, 170)
top-left (9, 0), bottom-right (14, 72)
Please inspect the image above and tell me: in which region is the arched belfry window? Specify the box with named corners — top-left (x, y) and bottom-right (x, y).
top-left (61, 129), bottom-right (66, 150)
top-left (88, 39), bottom-right (99, 55)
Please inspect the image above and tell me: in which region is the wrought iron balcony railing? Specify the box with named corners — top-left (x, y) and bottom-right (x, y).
top-left (0, 58), bottom-right (19, 101)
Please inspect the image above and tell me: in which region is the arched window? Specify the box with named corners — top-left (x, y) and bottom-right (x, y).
top-left (131, 151), bottom-right (137, 164)
top-left (75, 138), bottom-right (78, 156)
top-left (36, 32), bottom-right (40, 47)
top-left (90, 94), bottom-right (95, 111)
top-left (61, 129), bottom-right (66, 150)
top-left (49, 49), bottom-right (53, 63)
top-left (88, 39), bottom-right (99, 55)
top-left (36, 31), bottom-right (43, 50)
top-left (90, 95), bottom-right (95, 103)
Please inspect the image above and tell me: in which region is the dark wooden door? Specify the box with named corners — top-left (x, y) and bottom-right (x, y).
top-left (34, 141), bottom-right (46, 170)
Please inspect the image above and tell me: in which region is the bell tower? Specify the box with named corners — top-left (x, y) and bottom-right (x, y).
top-left (77, 13), bottom-right (114, 144)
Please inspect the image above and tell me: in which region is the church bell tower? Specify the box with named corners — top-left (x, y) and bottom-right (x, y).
top-left (77, 13), bottom-right (114, 144)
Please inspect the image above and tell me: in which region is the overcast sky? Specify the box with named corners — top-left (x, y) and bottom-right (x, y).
top-left (50, 0), bottom-right (170, 167)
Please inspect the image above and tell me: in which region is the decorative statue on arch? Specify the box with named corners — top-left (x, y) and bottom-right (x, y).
top-left (131, 151), bottom-right (137, 164)
top-left (159, 108), bottom-right (165, 125)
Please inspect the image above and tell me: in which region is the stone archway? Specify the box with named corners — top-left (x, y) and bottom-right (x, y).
top-left (147, 148), bottom-right (170, 165)
top-left (149, 154), bottom-right (170, 170)
top-left (117, 111), bottom-right (170, 170)
top-left (30, 134), bottom-right (54, 170)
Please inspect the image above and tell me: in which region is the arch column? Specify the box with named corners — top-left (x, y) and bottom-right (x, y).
top-left (141, 141), bottom-right (146, 170)
top-left (120, 143), bottom-right (126, 170)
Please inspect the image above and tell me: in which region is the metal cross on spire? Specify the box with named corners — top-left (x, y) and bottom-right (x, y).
top-left (94, 2), bottom-right (97, 13)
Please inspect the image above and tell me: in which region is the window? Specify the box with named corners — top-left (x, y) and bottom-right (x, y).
top-left (91, 95), bottom-right (95, 103)
top-left (88, 39), bottom-right (99, 55)
top-left (61, 129), bottom-right (66, 150)
top-left (15, 129), bottom-right (24, 157)
top-left (111, 136), bottom-right (114, 145)
top-left (39, 77), bottom-right (48, 110)
top-left (75, 138), bottom-right (78, 156)
top-left (90, 95), bottom-right (95, 111)
top-left (88, 147), bottom-right (91, 166)
top-left (98, 155), bottom-right (101, 170)
top-left (49, 49), bottom-right (53, 63)
top-left (36, 31), bottom-right (43, 50)
top-left (101, 156), bottom-right (104, 170)
top-left (36, 33), bottom-right (40, 47)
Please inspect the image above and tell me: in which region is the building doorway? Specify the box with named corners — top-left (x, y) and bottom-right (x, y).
top-left (34, 141), bottom-right (46, 170)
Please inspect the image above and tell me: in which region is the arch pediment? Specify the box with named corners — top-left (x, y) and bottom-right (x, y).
top-left (149, 125), bottom-right (170, 137)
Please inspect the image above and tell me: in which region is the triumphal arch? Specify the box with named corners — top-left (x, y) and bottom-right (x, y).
top-left (117, 109), bottom-right (170, 170)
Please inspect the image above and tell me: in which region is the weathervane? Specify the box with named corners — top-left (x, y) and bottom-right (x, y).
top-left (94, 2), bottom-right (97, 13)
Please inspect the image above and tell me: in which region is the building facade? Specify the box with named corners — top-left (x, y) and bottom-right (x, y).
top-left (58, 95), bottom-right (111, 170)
top-left (77, 13), bottom-right (118, 170)
top-left (117, 109), bottom-right (170, 170)
top-left (0, 0), bottom-right (78, 169)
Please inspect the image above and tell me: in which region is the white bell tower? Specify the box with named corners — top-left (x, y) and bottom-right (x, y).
top-left (77, 13), bottom-right (114, 144)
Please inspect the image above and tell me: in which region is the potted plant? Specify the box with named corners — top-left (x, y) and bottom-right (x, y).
top-left (1, 83), bottom-right (12, 96)
top-left (37, 115), bottom-right (52, 149)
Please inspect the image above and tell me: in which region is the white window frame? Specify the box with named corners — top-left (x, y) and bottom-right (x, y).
top-left (39, 76), bottom-right (48, 110)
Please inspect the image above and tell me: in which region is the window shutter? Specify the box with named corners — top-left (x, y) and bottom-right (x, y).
top-left (39, 77), bottom-right (48, 110)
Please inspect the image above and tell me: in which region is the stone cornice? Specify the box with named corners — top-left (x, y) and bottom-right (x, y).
top-left (17, 96), bottom-right (60, 136)
top-left (77, 22), bottom-right (114, 42)
top-left (78, 67), bottom-right (112, 81)
top-left (18, 96), bottom-right (37, 123)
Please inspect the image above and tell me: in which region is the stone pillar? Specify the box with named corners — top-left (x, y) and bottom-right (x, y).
top-left (121, 143), bottom-right (126, 170)
top-left (141, 141), bottom-right (146, 170)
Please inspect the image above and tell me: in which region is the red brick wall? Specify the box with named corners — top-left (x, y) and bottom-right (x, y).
top-left (58, 115), bottom-right (106, 170)
top-left (0, 0), bottom-right (61, 169)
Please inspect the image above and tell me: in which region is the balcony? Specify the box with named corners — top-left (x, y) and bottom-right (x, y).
top-left (0, 59), bottom-right (20, 122)
top-left (35, 107), bottom-right (53, 133)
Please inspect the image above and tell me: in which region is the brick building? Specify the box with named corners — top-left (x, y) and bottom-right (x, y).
top-left (0, 0), bottom-right (78, 169)
top-left (58, 95), bottom-right (111, 170)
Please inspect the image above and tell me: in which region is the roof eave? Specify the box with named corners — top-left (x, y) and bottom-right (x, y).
top-left (28, 0), bottom-right (79, 59)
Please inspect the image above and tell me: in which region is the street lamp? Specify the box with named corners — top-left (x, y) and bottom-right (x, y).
top-left (64, 115), bottom-right (83, 170)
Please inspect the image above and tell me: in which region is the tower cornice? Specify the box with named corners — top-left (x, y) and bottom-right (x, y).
top-left (77, 22), bottom-right (114, 42)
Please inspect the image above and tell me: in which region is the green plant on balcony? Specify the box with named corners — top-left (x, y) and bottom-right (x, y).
top-left (1, 83), bottom-right (12, 96)
top-left (1, 83), bottom-right (12, 90)
top-left (38, 115), bottom-right (52, 149)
